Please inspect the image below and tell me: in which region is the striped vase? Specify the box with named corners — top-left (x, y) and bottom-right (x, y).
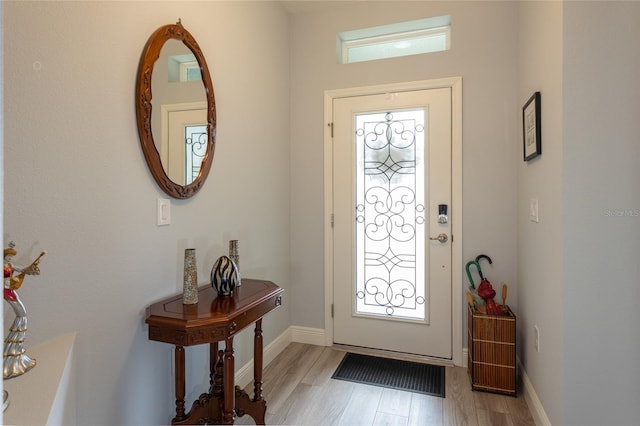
top-left (210, 255), bottom-right (239, 297)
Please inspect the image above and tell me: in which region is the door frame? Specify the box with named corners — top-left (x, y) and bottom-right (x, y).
top-left (323, 77), bottom-right (463, 366)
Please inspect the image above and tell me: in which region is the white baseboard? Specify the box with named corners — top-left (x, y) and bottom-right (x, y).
top-left (290, 326), bottom-right (326, 346)
top-left (462, 348), bottom-right (468, 368)
top-left (519, 359), bottom-right (551, 426)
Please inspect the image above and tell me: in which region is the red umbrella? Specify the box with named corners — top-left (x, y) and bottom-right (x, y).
top-left (475, 255), bottom-right (502, 316)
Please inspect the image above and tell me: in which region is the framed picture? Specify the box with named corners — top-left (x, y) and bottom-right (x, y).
top-left (522, 92), bottom-right (541, 161)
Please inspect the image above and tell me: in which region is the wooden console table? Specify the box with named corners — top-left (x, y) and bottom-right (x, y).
top-left (145, 279), bottom-right (283, 425)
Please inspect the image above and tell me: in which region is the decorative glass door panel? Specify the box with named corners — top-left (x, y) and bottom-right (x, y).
top-left (185, 124), bottom-right (207, 185)
top-left (355, 110), bottom-right (427, 322)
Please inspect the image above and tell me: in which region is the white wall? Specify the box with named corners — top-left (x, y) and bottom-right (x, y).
top-left (289, 1), bottom-right (520, 353)
top-left (3, 2), bottom-right (290, 424)
top-left (562, 2), bottom-right (640, 425)
top-left (517, 1), bottom-right (564, 424)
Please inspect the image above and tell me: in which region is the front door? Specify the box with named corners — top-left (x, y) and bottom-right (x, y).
top-left (332, 87), bottom-right (453, 359)
top-left (160, 102), bottom-right (207, 185)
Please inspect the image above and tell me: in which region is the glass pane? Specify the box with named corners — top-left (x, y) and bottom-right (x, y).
top-left (185, 125), bottom-right (207, 185)
top-left (346, 31), bottom-right (448, 64)
top-left (355, 110), bottom-right (426, 321)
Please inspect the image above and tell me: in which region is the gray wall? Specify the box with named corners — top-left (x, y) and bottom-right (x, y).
top-left (289, 0), bottom-right (521, 348)
top-left (3, 2), bottom-right (290, 424)
top-left (562, 2), bottom-right (640, 425)
top-left (517, 1), bottom-right (564, 424)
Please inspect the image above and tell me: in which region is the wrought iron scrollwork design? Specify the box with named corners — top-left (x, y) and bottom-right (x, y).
top-left (356, 112), bottom-right (426, 317)
top-left (185, 127), bottom-right (208, 184)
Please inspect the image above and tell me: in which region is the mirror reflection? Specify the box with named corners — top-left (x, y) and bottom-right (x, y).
top-left (135, 22), bottom-right (216, 199)
top-left (152, 40), bottom-right (208, 185)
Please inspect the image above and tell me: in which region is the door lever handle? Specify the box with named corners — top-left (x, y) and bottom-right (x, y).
top-left (429, 233), bottom-right (448, 243)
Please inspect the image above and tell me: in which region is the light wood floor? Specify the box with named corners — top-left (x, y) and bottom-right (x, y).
top-left (237, 342), bottom-right (536, 426)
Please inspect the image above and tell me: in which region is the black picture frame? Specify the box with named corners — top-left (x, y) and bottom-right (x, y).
top-left (522, 92), bottom-right (541, 161)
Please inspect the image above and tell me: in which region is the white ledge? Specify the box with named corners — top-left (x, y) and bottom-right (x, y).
top-left (3, 332), bottom-right (76, 425)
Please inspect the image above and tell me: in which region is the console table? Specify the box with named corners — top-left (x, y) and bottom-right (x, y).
top-left (145, 279), bottom-right (283, 425)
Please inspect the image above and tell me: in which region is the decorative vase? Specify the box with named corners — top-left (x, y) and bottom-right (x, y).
top-left (210, 255), bottom-right (239, 297)
top-left (183, 248), bottom-right (198, 304)
top-left (228, 240), bottom-right (241, 286)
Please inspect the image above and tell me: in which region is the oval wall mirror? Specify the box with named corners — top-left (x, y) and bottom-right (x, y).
top-left (136, 21), bottom-right (216, 199)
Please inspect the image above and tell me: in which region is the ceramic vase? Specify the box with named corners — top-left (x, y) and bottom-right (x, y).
top-left (228, 240), bottom-right (241, 286)
top-left (210, 255), bottom-right (239, 297)
top-left (183, 248), bottom-right (198, 304)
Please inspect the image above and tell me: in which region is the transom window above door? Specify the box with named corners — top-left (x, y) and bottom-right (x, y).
top-left (337, 15), bottom-right (451, 64)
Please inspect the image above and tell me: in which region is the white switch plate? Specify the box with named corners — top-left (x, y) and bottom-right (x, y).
top-left (157, 198), bottom-right (171, 226)
top-left (529, 198), bottom-right (539, 223)
top-left (534, 325), bottom-right (540, 352)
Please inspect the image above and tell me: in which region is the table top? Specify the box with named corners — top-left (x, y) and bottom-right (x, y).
top-left (145, 279), bottom-right (283, 346)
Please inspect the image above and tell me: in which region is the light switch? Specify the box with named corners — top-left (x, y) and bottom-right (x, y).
top-left (157, 198), bottom-right (171, 226)
top-left (529, 198), bottom-right (539, 223)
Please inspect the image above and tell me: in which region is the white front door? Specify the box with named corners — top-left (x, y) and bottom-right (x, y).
top-left (332, 87), bottom-right (453, 359)
top-left (160, 102), bottom-right (207, 185)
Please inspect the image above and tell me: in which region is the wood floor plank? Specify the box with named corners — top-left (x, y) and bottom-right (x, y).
top-left (276, 382), bottom-right (318, 425)
top-left (473, 391), bottom-right (509, 413)
top-left (261, 343), bottom-right (325, 416)
top-left (338, 382), bottom-right (383, 425)
top-left (304, 377), bottom-right (355, 425)
top-left (372, 412), bottom-right (409, 426)
top-left (377, 388), bottom-right (413, 416)
top-left (301, 346), bottom-right (345, 386)
top-left (476, 409), bottom-right (514, 426)
top-left (408, 393), bottom-right (443, 426)
top-left (442, 366), bottom-right (479, 426)
top-left (504, 392), bottom-right (537, 426)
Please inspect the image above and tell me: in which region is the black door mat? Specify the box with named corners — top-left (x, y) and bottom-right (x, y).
top-left (331, 352), bottom-right (445, 398)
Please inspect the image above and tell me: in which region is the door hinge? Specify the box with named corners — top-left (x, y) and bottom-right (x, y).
top-left (331, 304), bottom-right (334, 318)
top-left (330, 213), bottom-right (334, 228)
top-left (328, 122), bottom-right (334, 138)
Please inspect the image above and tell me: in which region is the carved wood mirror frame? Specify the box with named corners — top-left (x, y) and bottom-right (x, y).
top-left (135, 22), bottom-right (216, 199)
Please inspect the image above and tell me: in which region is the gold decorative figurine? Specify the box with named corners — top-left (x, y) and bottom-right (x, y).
top-left (3, 242), bottom-right (46, 379)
